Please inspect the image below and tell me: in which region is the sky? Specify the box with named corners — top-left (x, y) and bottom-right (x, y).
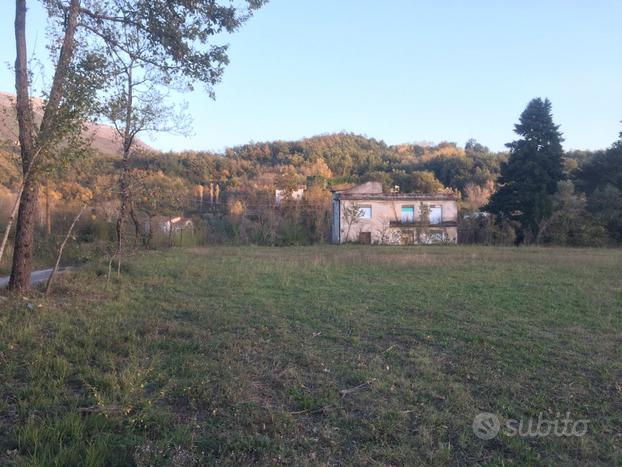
top-left (0, 0), bottom-right (620, 153)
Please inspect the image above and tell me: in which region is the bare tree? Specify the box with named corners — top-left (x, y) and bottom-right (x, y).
top-left (100, 29), bottom-right (190, 276)
top-left (342, 204), bottom-right (362, 243)
top-left (44, 203), bottom-right (87, 296)
top-left (416, 203), bottom-right (431, 244)
top-left (376, 220), bottom-right (392, 244)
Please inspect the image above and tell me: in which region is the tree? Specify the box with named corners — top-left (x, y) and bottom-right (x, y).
top-left (409, 171), bottom-right (446, 193)
top-left (10, 0), bottom-right (266, 292)
top-left (416, 202), bottom-right (430, 243)
top-left (301, 183), bottom-right (332, 243)
top-left (574, 140), bottom-right (622, 196)
top-left (132, 171), bottom-right (188, 248)
top-left (463, 180), bottom-right (494, 210)
top-left (485, 98), bottom-right (564, 243)
top-left (572, 134), bottom-right (622, 242)
top-left (536, 181), bottom-right (605, 245)
top-left (99, 28), bottom-right (191, 275)
top-left (390, 170), bottom-right (445, 193)
top-left (573, 133), bottom-right (622, 242)
top-left (87, 0), bottom-right (266, 273)
top-left (342, 204), bottom-right (362, 242)
top-left (10, 0), bottom-right (88, 292)
top-left (588, 184), bottom-right (622, 243)
top-left (465, 138), bottom-right (489, 156)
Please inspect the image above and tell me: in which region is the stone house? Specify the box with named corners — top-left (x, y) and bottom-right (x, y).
top-left (150, 216), bottom-right (194, 234)
top-left (275, 186), bottom-right (306, 206)
top-left (331, 182), bottom-right (458, 244)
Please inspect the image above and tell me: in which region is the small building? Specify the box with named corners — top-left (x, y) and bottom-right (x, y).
top-left (151, 216), bottom-right (194, 233)
top-left (331, 181), bottom-right (458, 244)
top-left (275, 186), bottom-right (305, 206)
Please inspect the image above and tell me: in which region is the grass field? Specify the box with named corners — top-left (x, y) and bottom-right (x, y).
top-left (1, 245), bottom-right (621, 465)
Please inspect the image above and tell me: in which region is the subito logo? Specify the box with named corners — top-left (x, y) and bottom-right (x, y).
top-left (472, 413), bottom-right (500, 440)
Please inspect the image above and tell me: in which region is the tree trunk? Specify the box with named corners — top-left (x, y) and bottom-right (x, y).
top-left (168, 216), bottom-right (173, 247)
top-left (115, 161), bottom-right (129, 276)
top-left (536, 216), bottom-right (554, 245)
top-left (129, 200), bottom-right (142, 246)
top-left (147, 217), bottom-right (154, 248)
top-left (115, 215), bottom-right (123, 276)
top-left (10, 0), bottom-right (81, 293)
top-left (10, 0), bottom-right (37, 292)
top-left (45, 178), bottom-right (51, 237)
top-left (114, 65), bottom-right (135, 277)
top-left (9, 179), bottom-right (38, 291)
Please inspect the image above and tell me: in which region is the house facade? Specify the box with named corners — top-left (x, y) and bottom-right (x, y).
top-left (275, 186), bottom-right (306, 206)
top-left (150, 216), bottom-right (194, 234)
top-left (331, 182), bottom-right (458, 244)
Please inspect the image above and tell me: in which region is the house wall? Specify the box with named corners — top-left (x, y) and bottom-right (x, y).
top-left (275, 188), bottom-right (305, 205)
top-left (335, 198), bottom-right (458, 244)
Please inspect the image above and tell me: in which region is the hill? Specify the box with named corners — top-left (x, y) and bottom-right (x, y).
top-left (1, 89), bottom-right (505, 197)
top-left (0, 91), bottom-right (152, 157)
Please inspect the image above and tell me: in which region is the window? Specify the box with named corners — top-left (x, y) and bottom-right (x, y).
top-left (356, 205), bottom-right (372, 219)
top-left (429, 231), bottom-right (445, 243)
top-left (429, 206), bottom-right (442, 224)
top-left (401, 206), bottom-right (414, 223)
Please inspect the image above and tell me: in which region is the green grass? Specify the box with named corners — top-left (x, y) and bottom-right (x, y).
top-left (1, 245), bottom-right (621, 465)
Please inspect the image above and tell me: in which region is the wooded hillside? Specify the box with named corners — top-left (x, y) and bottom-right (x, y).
top-left (1, 98), bottom-right (620, 250)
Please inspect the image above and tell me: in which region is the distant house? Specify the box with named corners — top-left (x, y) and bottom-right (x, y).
top-left (275, 186), bottom-right (305, 206)
top-left (151, 216), bottom-right (194, 234)
top-left (331, 181), bottom-right (458, 244)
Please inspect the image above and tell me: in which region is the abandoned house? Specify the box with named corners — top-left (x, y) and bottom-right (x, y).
top-left (331, 181), bottom-right (458, 244)
top-left (150, 216), bottom-right (194, 234)
top-left (275, 186), bottom-right (306, 206)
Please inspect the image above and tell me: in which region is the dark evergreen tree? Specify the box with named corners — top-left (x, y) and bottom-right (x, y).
top-left (485, 98), bottom-right (564, 242)
top-left (574, 133), bottom-right (622, 241)
top-left (574, 139), bottom-right (622, 196)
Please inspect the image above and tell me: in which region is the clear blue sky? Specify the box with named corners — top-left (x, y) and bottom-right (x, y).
top-left (1, 1), bottom-right (620, 152)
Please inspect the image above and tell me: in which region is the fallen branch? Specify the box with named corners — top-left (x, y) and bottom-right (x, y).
top-left (339, 378), bottom-right (377, 398)
top-left (289, 404), bottom-right (334, 415)
top-left (77, 404), bottom-right (121, 414)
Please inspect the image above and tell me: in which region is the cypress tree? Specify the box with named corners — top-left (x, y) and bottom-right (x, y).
top-left (486, 98), bottom-right (564, 242)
